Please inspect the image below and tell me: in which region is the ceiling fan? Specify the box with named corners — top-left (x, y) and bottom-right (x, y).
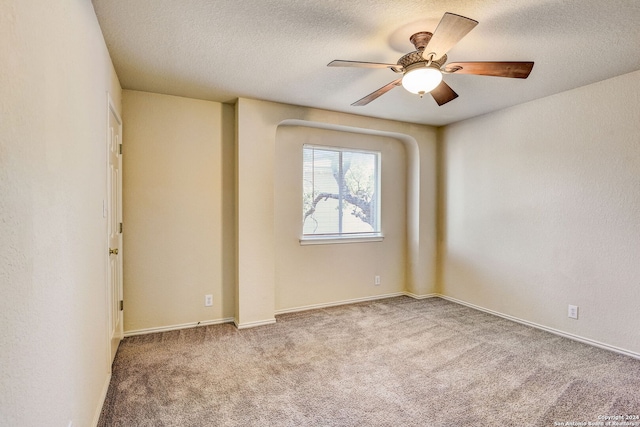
top-left (328, 12), bottom-right (534, 107)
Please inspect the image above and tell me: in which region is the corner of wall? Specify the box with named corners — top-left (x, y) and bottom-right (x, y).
top-left (434, 126), bottom-right (447, 295)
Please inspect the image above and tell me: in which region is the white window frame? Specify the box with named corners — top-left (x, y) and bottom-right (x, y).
top-left (300, 144), bottom-right (383, 245)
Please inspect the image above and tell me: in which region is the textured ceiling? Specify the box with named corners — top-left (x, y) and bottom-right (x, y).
top-left (92, 0), bottom-right (640, 126)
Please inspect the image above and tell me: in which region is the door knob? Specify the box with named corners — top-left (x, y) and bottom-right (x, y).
top-left (109, 248), bottom-right (119, 255)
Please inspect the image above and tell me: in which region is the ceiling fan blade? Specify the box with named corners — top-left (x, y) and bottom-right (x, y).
top-left (424, 13), bottom-right (478, 60)
top-left (446, 62), bottom-right (534, 78)
top-left (328, 60), bottom-right (401, 70)
top-left (430, 80), bottom-right (459, 106)
top-left (351, 78), bottom-right (403, 106)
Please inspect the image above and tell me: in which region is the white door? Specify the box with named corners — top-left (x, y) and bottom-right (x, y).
top-left (107, 99), bottom-right (123, 364)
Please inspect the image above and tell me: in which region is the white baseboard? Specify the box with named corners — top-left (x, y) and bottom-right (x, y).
top-left (124, 317), bottom-right (235, 337)
top-left (120, 293), bottom-right (638, 360)
top-left (234, 318), bottom-right (277, 329)
top-left (124, 293), bottom-right (423, 336)
top-left (439, 295), bottom-right (640, 360)
top-left (404, 292), bottom-right (438, 300)
top-left (274, 292), bottom-right (407, 315)
top-left (92, 372), bottom-right (111, 427)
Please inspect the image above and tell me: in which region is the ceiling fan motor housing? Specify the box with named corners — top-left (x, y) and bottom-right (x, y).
top-left (396, 51), bottom-right (448, 71)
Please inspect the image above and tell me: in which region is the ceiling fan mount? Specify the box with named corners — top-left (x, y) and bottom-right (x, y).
top-left (328, 12), bottom-right (534, 107)
top-left (409, 31), bottom-right (434, 51)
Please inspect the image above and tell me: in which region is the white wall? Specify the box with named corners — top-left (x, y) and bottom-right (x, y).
top-left (274, 126), bottom-right (407, 310)
top-left (0, 1), bottom-right (122, 426)
top-left (440, 70), bottom-right (640, 355)
top-left (122, 91), bottom-right (235, 333)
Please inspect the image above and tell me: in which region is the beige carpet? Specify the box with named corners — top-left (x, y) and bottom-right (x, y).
top-left (98, 297), bottom-right (640, 426)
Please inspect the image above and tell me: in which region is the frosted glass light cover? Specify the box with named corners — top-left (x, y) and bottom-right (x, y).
top-left (401, 67), bottom-right (443, 94)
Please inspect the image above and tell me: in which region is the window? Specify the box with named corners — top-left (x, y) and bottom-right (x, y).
top-left (302, 144), bottom-right (381, 243)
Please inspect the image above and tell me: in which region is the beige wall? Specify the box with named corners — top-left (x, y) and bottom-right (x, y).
top-left (0, 1), bottom-right (122, 426)
top-left (274, 126), bottom-right (407, 310)
top-left (121, 96), bottom-right (437, 329)
top-left (122, 91), bottom-right (235, 333)
top-left (440, 70), bottom-right (640, 355)
top-left (236, 98), bottom-right (439, 326)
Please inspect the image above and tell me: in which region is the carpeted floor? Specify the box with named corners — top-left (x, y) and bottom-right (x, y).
top-left (98, 297), bottom-right (640, 426)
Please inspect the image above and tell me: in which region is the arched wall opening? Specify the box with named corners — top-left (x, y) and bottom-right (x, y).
top-left (274, 121), bottom-right (415, 311)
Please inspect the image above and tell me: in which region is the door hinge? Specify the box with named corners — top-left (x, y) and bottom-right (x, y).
top-left (119, 143), bottom-right (122, 155)
top-left (119, 300), bottom-right (123, 311)
top-left (119, 222), bottom-right (123, 234)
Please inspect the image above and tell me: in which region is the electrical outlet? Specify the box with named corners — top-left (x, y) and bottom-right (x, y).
top-left (374, 275), bottom-right (381, 286)
top-left (205, 295), bottom-right (213, 307)
top-left (568, 304), bottom-right (578, 319)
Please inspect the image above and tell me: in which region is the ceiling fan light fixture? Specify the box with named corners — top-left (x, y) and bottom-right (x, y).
top-left (401, 66), bottom-right (443, 95)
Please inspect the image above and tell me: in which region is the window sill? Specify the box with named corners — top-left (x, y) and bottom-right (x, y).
top-left (299, 234), bottom-right (384, 246)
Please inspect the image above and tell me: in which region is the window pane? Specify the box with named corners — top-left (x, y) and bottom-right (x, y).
top-left (303, 148), bottom-right (340, 234)
top-left (303, 145), bottom-right (380, 238)
top-left (342, 151), bottom-right (376, 233)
